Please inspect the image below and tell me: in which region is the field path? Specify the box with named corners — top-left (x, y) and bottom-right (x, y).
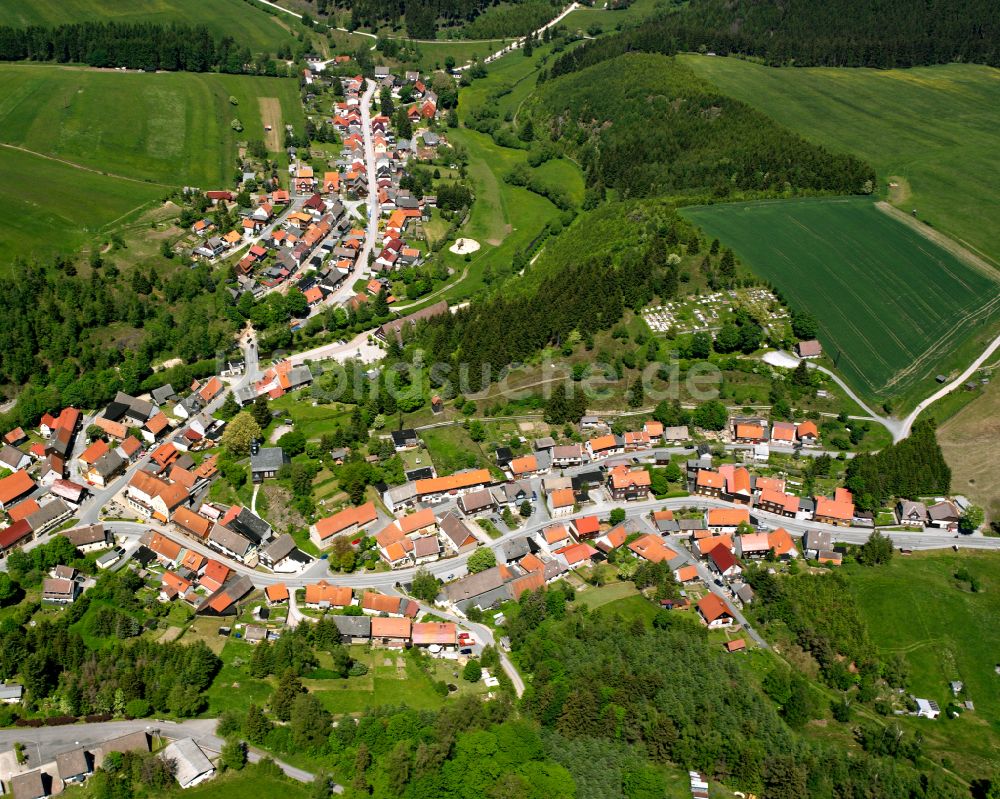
top-left (0, 142), bottom-right (173, 188)
top-left (876, 201), bottom-right (1000, 278)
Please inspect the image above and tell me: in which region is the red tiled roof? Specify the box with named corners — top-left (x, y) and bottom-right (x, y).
top-left (0, 470), bottom-right (35, 505)
top-left (314, 502), bottom-right (377, 541)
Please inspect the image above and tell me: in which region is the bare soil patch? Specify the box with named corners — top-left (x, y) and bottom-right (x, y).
top-left (258, 97), bottom-right (282, 152)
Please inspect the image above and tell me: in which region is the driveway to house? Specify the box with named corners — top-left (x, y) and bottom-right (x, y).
top-left (400, 597), bottom-right (526, 697)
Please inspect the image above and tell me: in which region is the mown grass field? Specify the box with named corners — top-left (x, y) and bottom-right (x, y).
top-left (0, 145), bottom-right (162, 266)
top-left (0, 64), bottom-right (303, 268)
top-left (682, 198), bottom-right (1000, 407)
top-left (681, 57), bottom-right (1000, 269)
top-left (0, 64), bottom-right (304, 186)
top-left (846, 552), bottom-right (1000, 776)
top-left (0, 0), bottom-right (297, 52)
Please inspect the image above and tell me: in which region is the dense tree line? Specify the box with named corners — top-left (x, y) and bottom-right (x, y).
top-left (347, 0), bottom-right (555, 39)
top-left (0, 570), bottom-right (220, 717)
top-left (512, 589), bottom-right (965, 798)
top-left (550, 0), bottom-right (1000, 74)
top-left (529, 54), bottom-right (875, 200)
top-left (845, 420), bottom-right (951, 511)
top-left (0, 257), bottom-right (237, 431)
top-left (0, 22), bottom-right (283, 72)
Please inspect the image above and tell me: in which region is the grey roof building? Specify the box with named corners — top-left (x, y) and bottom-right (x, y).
top-left (251, 447), bottom-right (288, 482)
top-left (161, 738), bottom-right (215, 788)
top-left (227, 507), bottom-right (272, 544)
top-left (208, 524), bottom-right (254, 560)
top-left (445, 566), bottom-right (512, 612)
top-left (151, 384), bottom-right (177, 405)
top-left (334, 615), bottom-right (371, 642)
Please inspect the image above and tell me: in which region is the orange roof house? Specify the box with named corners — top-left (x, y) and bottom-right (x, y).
top-left (814, 491), bottom-right (854, 524)
top-left (797, 421), bottom-right (819, 440)
top-left (0, 470), bottom-right (36, 508)
top-left (628, 534), bottom-right (677, 564)
top-left (8, 499), bottom-right (40, 523)
top-left (706, 507), bottom-right (750, 529)
top-left (770, 421), bottom-right (796, 443)
top-left (79, 439), bottom-right (109, 466)
top-left (372, 616), bottom-right (412, 640)
top-left (265, 583), bottom-right (290, 603)
top-left (362, 591), bottom-right (402, 614)
top-left (509, 455), bottom-right (538, 476)
top-left (697, 593), bottom-right (734, 626)
top-left (311, 501), bottom-right (378, 544)
top-left (146, 531), bottom-right (182, 563)
top-left (768, 528), bottom-right (797, 558)
top-left (696, 470), bottom-right (725, 491)
top-left (555, 542), bottom-right (598, 566)
top-left (411, 622), bottom-right (457, 646)
top-left (549, 488), bottom-right (575, 509)
top-left (734, 423), bottom-right (765, 441)
top-left (304, 580), bottom-right (352, 607)
top-left (675, 564), bottom-right (699, 583)
top-left (415, 469), bottom-right (491, 497)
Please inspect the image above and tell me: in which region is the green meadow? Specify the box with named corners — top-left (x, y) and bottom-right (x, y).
top-left (846, 552), bottom-right (1000, 777)
top-left (682, 198), bottom-right (1000, 407)
top-left (0, 64), bottom-right (304, 187)
top-left (0, 146), bottom-right (161, 266)
top-left (682, 56), bottom-right (1000, 268)
top-left (0, 0), bottom-right (297, 52)
top-left (0, 65), bottom-right (303, 266)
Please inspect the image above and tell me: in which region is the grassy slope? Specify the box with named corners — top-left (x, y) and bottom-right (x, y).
top-left (682, 198), bottom-right (1000, 408)
top-left (0, 146), bottom-right (162, 265)
top-left (0, 65), bottom-right (303, 267)
top-left (682, 56), bottom-right (1000, 268)
top-left (0, 64), bottom-right (304, 187)
top-left (846, 552), bottom-right (1000, 776)
top-left (937, 376), bottom-right (1000, 519)
top-left (0, 0), bottom-right (297, 51)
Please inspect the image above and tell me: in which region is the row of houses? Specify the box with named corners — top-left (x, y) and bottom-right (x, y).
top-left (690, 458), bottom-right (859, 528)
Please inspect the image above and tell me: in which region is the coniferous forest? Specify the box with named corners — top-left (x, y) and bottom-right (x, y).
top-left (551, 0), bottom-right (1000, 76)
top-left (531, 54), bottom-right (875, 200)
top-left (0, 22), bottom-right (273, 72)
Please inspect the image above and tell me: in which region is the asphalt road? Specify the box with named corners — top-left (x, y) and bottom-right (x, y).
top-left (0, 718), bottom-right (321, 785)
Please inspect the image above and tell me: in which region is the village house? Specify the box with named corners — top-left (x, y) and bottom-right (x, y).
top-left (586, 433), bottom-right (624, 460)
top-left (927, 500), bottom-right (961, 531)
top-left (756, 487), bottom-right (801, 518)
top-left (628, 534), bottom-right (677, 564)
top-left (813, 487), bottom-right (854, 527)
top-left (304, 581), bottom-right (353, 610)
top-left (896, 499), bottom-right (929, 528)
top-left (64, 523), bottom-right (113, 553)
top-left (439, 512), bottom-right (480, 553)
top-left (310, 501), bottom-right (378, 549)
top-left (796, 340), bottom-right (822, 359)
top-left (548, 487), bottom-right (576, 518)
top-left (606, 465), bottom-right (652, 501)
top-left (415, 469), bottom-right (492, 504)
top-left (694, 469), bottom-right (724, 498)
top-left (697, 593), bottom-right (735, 628)
top-left (705, 507), bottom-right (751, 534)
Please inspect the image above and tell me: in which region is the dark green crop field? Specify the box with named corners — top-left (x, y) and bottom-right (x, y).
top-left (683, 198), bottom-right (1000, 405)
